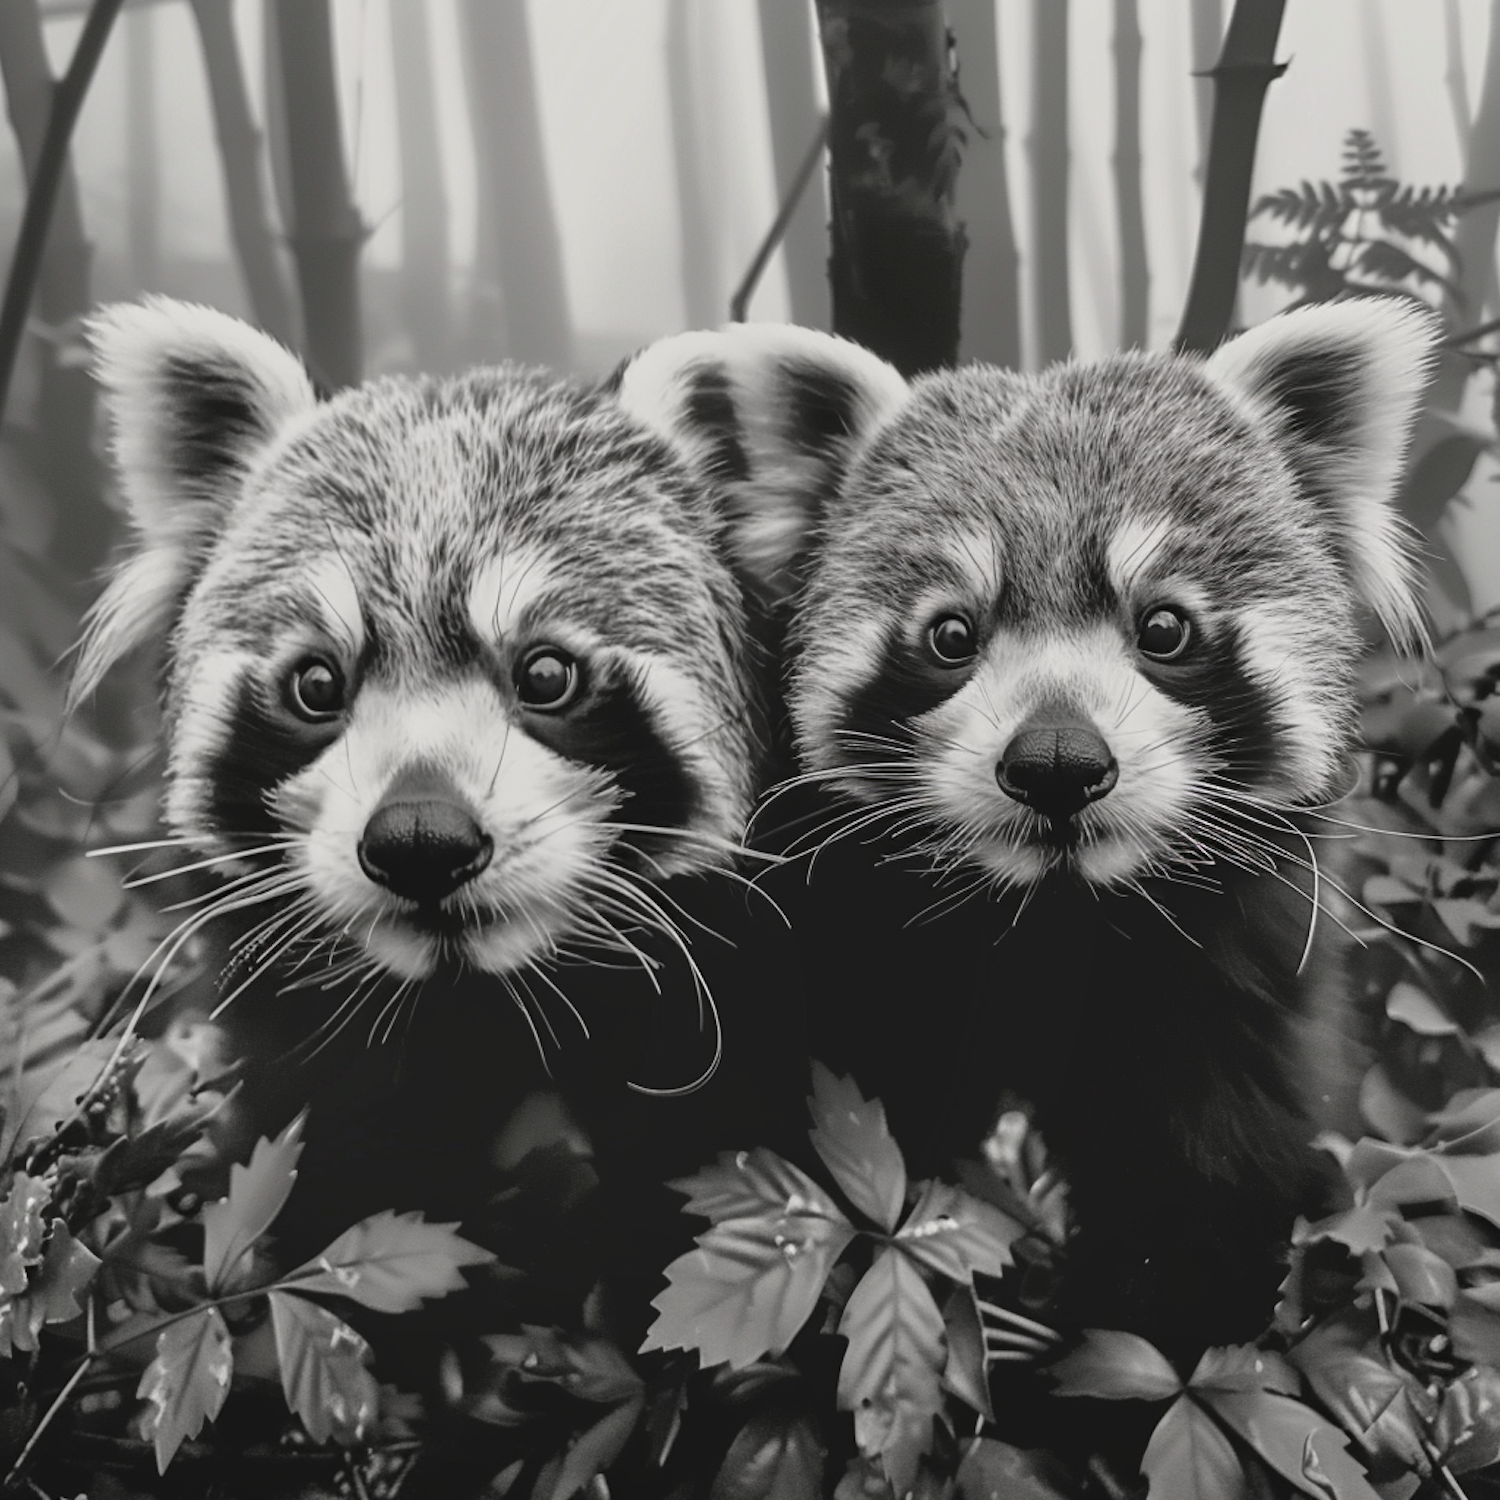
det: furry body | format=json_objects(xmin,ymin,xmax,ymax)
[
  {"xmin": 644, "ymin": 303, "xmax": 1436, "ymax": 1354},
  {"xmin": 75, "ymin": 301, "xmax": 824, "ymax": 1257}
]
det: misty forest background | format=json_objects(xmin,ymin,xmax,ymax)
[{"xmin": 16, "ymin": 2, "xmax": 1500, "ymax": 1498}]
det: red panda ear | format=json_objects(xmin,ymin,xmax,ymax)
[
  {"xmin": 611, "ymin": 324, "xmax": 909, "ymax": 605},
  {"xmin": 71, "ymin": 299, "xmax": 318, "ymax": 705},
  {"xmin": 1203, "ymin": 298, "xmax": 1437, "ymax": 653}
]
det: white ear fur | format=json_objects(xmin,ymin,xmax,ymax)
[
  {"xmin": 613, "ymin": 323, "xmax": 909, "ymax": 603},
  {"xmin": 1204, "ymin": 298, "xmax": 1437, "ymax": 652},
  {"xmin": 71, "ymin": 298, "xmax": 318, "ymax": 704}
]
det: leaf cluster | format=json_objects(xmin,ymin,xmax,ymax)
[
  {"xmin": 1243, "ymin": 128, "xmax": 1470, "ymax": 306},
  {"xmin": 644, "ymin": 1063, "xmax": 1025, "ymax": 1496}
]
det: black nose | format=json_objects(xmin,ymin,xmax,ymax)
[
  {"xmin": 997, "ymin": 719, "xmax": 1118, "ymax": 819},
  {"xmin": 358, "ymin": 797, "xmax": 493, "ymax": 902}
]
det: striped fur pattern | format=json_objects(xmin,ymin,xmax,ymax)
[{"xmin": 77, "ymin": 299, "xmax": 801, "ymax": 983}]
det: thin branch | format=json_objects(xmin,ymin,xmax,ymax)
[
  {"xmin": 0, "ymin": 0, "xmax": 125, "ymax": 428},
  {"xmin": 730, "ymin": 117, "xmax": 829, "ymax": 322}
]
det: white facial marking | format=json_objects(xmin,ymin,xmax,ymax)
[
  {"xmin": 467, "ymin": 546, "xmax": 557, "ymax": 646},
  {"xmin": 286, "ymin": 678, "xmax": 621, "ymax": 979},
  {"xmin": 1106, "ymin": 515, "xmax": 1175, "ymax": 601},
  {"xmin": 305, "ymin": 557, "xmax": 366, "ymax": 658},
  {"xmin": 915, "ymin": 627, "xmax": 1206, "ymax": 889}
]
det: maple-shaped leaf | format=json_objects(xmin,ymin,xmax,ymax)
[
  {"xmin": 712, "ymin": 1408, "xmax": 826, "ymax": 1500},
  {"xmin": 671, "ymin": 1147, "xmax": 840, "ymax": 1227},
  {"xmin": 201, "ymin": 1114, "xmax": 305, "ymax": 1293},
  {"xmin": 643, "ymin": 1207, "xmax": 855, "ymax": 1370},
  {"xmin": 542, "ymin": 1396, "xmax": 645, "ymax": 1500},
  {"xmin": 1141, "ymin": 1394, "xmax": 1248, "ymax": 1500},
  {"xmin": 286, "ymin": 1211, "xmax": 493, "ymax": 1313},
  {"xmin": 837, "ymin": 1245, "xmax": 945, "ymax": 1498},
  {"xmin": 0, "ymin": 1173, "xmax": 49, "ymax": 1294},
  {"xmin": 1296, "ymin": 1203, "xmax": 1399, "ymax": 1257},
  {"xmin": 1202, "ymin": 1389, "xmax": 1383, "ymax": 1500},
  {"xmin": 806, "ymin": 1063, "xmax": 906, "ymax": 1232},
  {"xmin": 137, "ymin": 1305, "xmax": 234, "ymax": 1473},
  {"xmin": 268, "ymin": 1290, "xmax": 379, "ymax": 1446},
  {"xmin": 894, "ymin": 1179, "xmax": 1021, "ymax": 1284},
  {"xmin": 1048, "ymin": 1329, "xmax": 1182, "ymax": 1402}
]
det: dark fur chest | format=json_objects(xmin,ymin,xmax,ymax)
[{"xmin": 765, "ymin": 822, "xmax": 1348, "ymax": 1353}]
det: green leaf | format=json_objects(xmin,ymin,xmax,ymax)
[
  {"xmin": 1201, "ymin": 1389, "xmax": 1383, "ymax": 1499},
  {"xmin": 486, "ymin": 1325, "xmax": 643, "ymax": 1406},
  {"xmin": 644, "ymin": 1208, "xmax": 856, "ymax": 1370},
  {"xmin": 267, "ymin": 1290, "xmax": 379, "ymax": 1446},
  {"xmin": 806, "ymin": 1063, "xmax": 906, "ymax": 1232},
  {"xmin": 25, "ymin": 1223, "xmax": 99, "ymax": 1326},
  {"xmin": 955, "ymin": 1438, "xmax": 1084, "ymax": 1500},
  {"xmin": 286, "ymin": 1210, "xmax": 493, "ymax": 1312},
  {"xmin": 672, "ymin": 1148, "xmax": 844, "ymax": 1227},
  {"xmin": 1297, "ymin": 1203, "xmax": 1399, "ymax": 1256},
  {"xmin": 710, "ymin": 1408, "xmax": 825, "ymax": 1500},
  {"xmin": 0, "ymin": 1173, "xmax": 49, "ymax": 1293},
  {"xmin": 43, "ymin": 856, "xmax": 124, "ymax": 931},
  {"xmin": 201, "ymin": 1114, "xmax": 305, "ymax": 1293},
  {"xmin": 894, "ymin": 1179, "xmax": 1021, "ymax": 1284},
  {"xmin": 941, "ymin": 1284, "xmax": 992, "ymax": 1421},
  {"xmin": 137, "ymin": 1305, "xmax": 234, "ymax": 1473},
  {"xmin": 1382, "ymin": 1243, "xmax": 1458, "ymax": 1308},
  {"xmin": 1140, "ymin": 1394, "xmax": 1248, "ymax": 1500},
  {"xmin": 836, "ymin": 1245, "xmax": 945, "ymax": 1499},
  {"xmin": 542, "ymin": 1396, "xmax": 645, "ymax": 1500},
  {"xmin": 1048, "ymin": 1329, "xmax": 1182, "ymax": 1402},
  {"xmin": 1287, "ymin": 1311, "xmax": 1430, "ymax": 1479},
  {"xmin": 1434, "ymin": 1154, "xmax": 1500, "ymax": 1232},
  {"xmin": 0, "ymin": 1037, "xmax": 114, "ymax": 1161},
  {"xmin": 1188, "ymin": 1346, "xmax": 1301, "ymax": 1397},
  {"xmin": 1385, "ymin": 982, "xmax": 1458, "ymax": 1036}
]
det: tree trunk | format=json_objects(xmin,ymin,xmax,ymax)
[
  {"xmin": 1028, "ymin": 0, "xmax": 1072, "ymax": 363},
  {"xmin": 455, "ymin": 5, "xmax": 505, "ymax": 362},
  {"xmin": 189, "ymin": 0, "xmax": 296, "ymax": 343},
  {"xmin": 814, "ymin": 0, "xmax": 966, "ymax": 376},
  {"xmin": 1446, "ymin": 0, "xmax": 1472, "ymax": 172},
  {"xmin": 0, "ymin": 0, "xmax": 120, "ymax": 574},
  {"xmin": 1173, "ymin": 0, "xmax": 1287, "ymax": 354},
  {"xmin": 125, "ymin": 2, "xmax": 158, "ymax": 288},
  {"xmin": 459, "ymin": 0, "xmax": 571, "ymax": 368},
  {"xmin": 270, "ymin": 0, "xmax": 364, "ymax": 389},
  {"xmin": 756, "ymin": 0, "xmax": 828, "ymax": 329},
  {"xmin": 666, "ymin": 0, "xmax": 719, "ymax": 329},
  {"xmin": 388, "ymin": 0, "xmax": 451, "ymax": 371},
  {"xmin": 1114, "ymin": 0, "xmax": 1148, "ymax": 347},
  {"xmin": 948, "ymin": 0, "xmax": 1020, "ymax": 367},
  {"xmin": 1189, "ymin": 0, "xmax": 1222, "ymax": 184}
]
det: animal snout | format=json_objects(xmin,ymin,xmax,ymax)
[
  {"xmin": 358, "ymin": 780, "xmax": 493, "ymax": 902},
  {"xmin": 996, "ymin": 718, "xmax": 1118, "ymax": 819}
]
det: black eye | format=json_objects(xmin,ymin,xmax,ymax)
[
  {"xmin": 1137, "ymin": 606, "xmax": 1192, "ymax": 661},
  {"xmin": 287, "ymin": 657, "xmax": 346, "ymax": 720},
  {"xmin": 927, "ymin": 614, "xmax": 977, "ymax": 665},
  {"xmin": 516, "ymin": 647, "xmax": 580, "ymax": 709}
]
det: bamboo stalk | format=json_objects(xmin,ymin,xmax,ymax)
[{"xmin": 1173, "ymin": 0, "xmax": 1287, "ymax": 354}]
